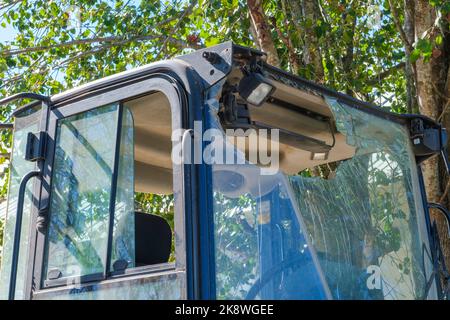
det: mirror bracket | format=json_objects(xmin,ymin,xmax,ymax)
[{"xmin": 410, "ymin": 118, "xmax": 449, "ymax": 173}]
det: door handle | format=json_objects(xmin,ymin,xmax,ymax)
[{"xmin": 8, "ymin": 170, "xmax": 41, "ymax": 300}]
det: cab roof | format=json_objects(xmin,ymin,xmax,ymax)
[{"xmin": 8, "ymin": 41, "xmax": 439, "ymax": 130}]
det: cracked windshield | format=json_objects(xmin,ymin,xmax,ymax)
[{"xmin": 212, "ymin": 97, "xmax": 433, "ymax": 300}]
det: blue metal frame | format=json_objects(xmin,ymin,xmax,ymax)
[{"xmin": 197, "ymin": 104, "xmax": 217, "ymax": 300}]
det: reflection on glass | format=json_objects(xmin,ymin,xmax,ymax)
[
  {"xmin": 290, "ymin": 152, "xmax": 426, "ymax": 299},
  {"xmin": 289, "ymin": 100, "xmax": 431, "ymax": 299},
  {"xmin": 213, "ymin": 168, "xmax": 330, "ymax": 299},
  {"xmin": 0, "ymin": 108, "xmax": 40, "ymax": 299},
  {"xmin": 44, "ymin": 104, "xmax": 119, "ymax": 280},
  {"xmin": 111, "ymin": 106, "xmax": 135, "ymax": 271}
]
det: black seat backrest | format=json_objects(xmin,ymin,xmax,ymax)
[{"xmin": 134, "ymin": 212, "xmax": 172, "ymax": 267}]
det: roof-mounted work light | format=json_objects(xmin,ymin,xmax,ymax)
[{"xmin": 238, "ymin": 72, "xmax": 275, "ymax": 106}]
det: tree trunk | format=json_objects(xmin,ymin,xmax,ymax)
[
  {"xmin": 414, "ymin": 1, "xmax": 440, "ymax": 201},
  {"xmin": 414, "ymin": 2, "xmax": 438, "ymax": 116},
  {"xmin": 249, "ymin": 20, "xmax": 262, "ymax": 51},
  {"xmin": 414, "ymin": 0, "xmax": 450, "ymax": 268},
  {"xmin": 247, "ymin": 0, "xmax": 280, "ymax": 67}
]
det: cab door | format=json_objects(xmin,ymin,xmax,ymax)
[
  {"xmin": 28, "ymin": 77, "xmax": 188, "ymax": 299},
  {"xmin": 0, "ymin": 98, "xmax": 49, "ymax": 300}
]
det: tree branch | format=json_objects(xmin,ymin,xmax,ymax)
[
  {"xmin": 247, "ymin": 0, "xmax": 280, "ymax": 67},
  {"xmin": 1, "ymin": 36, "xmax": 124, "ymax": 56},
  {"xmin": 269, "ymin": 16, "xmax": 300, "ymax": 74},
  {"xmin": 388, "ymin": 0, "xmax": 413, "ymax": 52},
  {"xmin": 154, "ymin": 0, "xmax": 198, "ymax": 60},
  {"xmin": 0, "ymin": 0, "xmax": 20, "ymax": 11},
  {"xmin": 1, "ymin": 2, "xmax": 201, "ymax": 58},
  {"xmin": 366, "ymin": 62, "xmax": 406, "ymax": 85},
  {"xmin": 1, "ymin": 33, "xmax": 204, "ymax": 57},
  {"xmin": 1, "ymin": 36, "xmax": 202, "ymax": 90}
]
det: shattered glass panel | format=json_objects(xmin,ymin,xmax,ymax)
[
  {"xmin": 210, "ymin": 85, "xmax": 434, "ymax": 300},
  {"xmin": 289, "ymin": 98, "xmax": 433, "ymax": 299}
]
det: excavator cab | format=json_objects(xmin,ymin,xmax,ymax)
[{"xmin": 0, "ymin": 42, "xmax": 449, "ymax": 300}]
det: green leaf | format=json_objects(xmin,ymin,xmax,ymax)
[
  {"xmin": 50, "ymin": 2, "xmax": 59, "ymax": 17},
  {"xmin": 410, "ymin": 48, "xmax": 421, "ymax": 63},
  {"xmin": 416, "ymin": 38, "xmax": 433, "ymax": 53}
]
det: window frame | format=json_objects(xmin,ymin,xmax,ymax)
[
  {"xmin": 43, "ymin": 102, "xmax": 122, "ymax": 287},
  {"xmin": 31, "ymin": 76, "xmax": 188, "ymax": 297}
]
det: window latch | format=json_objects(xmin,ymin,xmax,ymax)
[{"xmin": 25, "ymin": 131, "xmax": 47, "ymax": 162}]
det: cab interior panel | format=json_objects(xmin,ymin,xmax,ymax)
[{"xmin": 124, "ymin": 92, "xmax": 173, "ymax": 194}]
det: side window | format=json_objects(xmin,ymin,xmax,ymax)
[
  {"xmin": 44, "ymin": 104, "xmax": 120, "ymax": 280},
  {"xmin": 43, "ymin": 92, "xmax": 176, "ymax": 287},
  {"xmin": 119, "ymin": 93, "xmax": 175, "ymax": 269}
]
